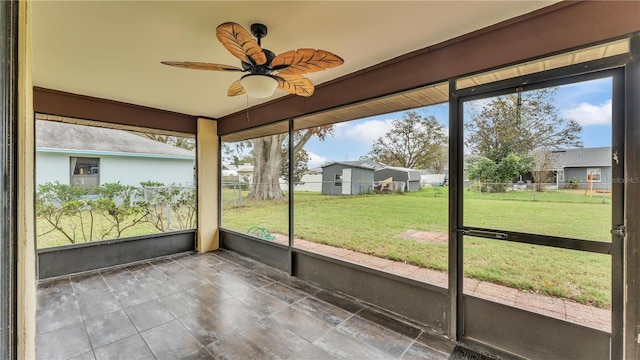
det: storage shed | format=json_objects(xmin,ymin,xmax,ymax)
[
  {"xmin": 320, "ymin": 161, "xmax": 380, "ymax": 195},
  {"xmin": 374, "ymin": 166, "xmax": 422, "ymax": 192}
]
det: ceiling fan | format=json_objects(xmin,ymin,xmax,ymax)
[{"xmin": 161, "ymin": 22, "xmax": 344, "ymax": 98}]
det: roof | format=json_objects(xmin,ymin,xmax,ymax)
[
  {"xmin": 375, "ymin": 166, "xmax": 422, "ymax": 181},
  {"xmin": 36, "ymin": 120, "xmax": 195, "ymax": 159},
  {"xmin": 321, "ymin": 160, "xmax": 385, "ymax": 171},
  {"xmin": 552, "ymin": 147, "xmax": 611, "ymax": 168}
]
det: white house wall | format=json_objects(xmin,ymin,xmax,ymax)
[
  {"xmin": 36, "ymin": 151, "xmax": 195, "ymax": 187},
  {"xmin": 36, "ymin": 152, "xmax": 67, "ymax": 186},
  {"xmin": 278, "ymin": 174, "xmax": 323, "ymax": 192},
  {"xmin": 101, "ymin": 156, "xmax": 194, "ymax": 186}
]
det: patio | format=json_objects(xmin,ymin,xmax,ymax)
[{"xmin": 36, "ymin": 250, "xmax": 458, "ymax": 360}]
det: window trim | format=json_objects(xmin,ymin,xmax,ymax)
[
  {"xmin": 334, "ymin": 173, "xmax": 342, "ymax": 187},
  {"xmin": 586, "ymin": 168, "xmax": 602, "ymax": 183},
  {"xmin": 70, "ymin": 156, "xmax": 100, "ymax": 188}
]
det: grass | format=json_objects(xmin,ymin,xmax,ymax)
[
  {"xmin": 36, "ymin": 213, "xmax": 163, "ymax": 248},
  {"xmin": 221, "ymin": 187, "xmax": 612, "ymax": 308},
  {"xmin": 38, "ymin": 186, "xmax": 612, "ymax": 307}
]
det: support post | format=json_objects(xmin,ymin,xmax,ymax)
[
  {"xmin": 625, "ymin": 32, "xmax": 640, "ymax": 360},
  {"xmin": 196, "ymin": 118, "xmax": 219, "ymax": 252},
  {"xmin": 15, "ymin": 1, "xmax": 36, "ymax": 358}
]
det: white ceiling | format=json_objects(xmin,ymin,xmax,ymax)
[{"xmin": 31, "ymin": 1, "xmax": 557, "ymax": 119}]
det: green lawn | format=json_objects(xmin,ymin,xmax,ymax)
[
  {"xmin": 37, "ymin": 213, "xmax": 163, "ymax": 248},
  {"xmin": 222, "ymin": 187, "xmax": 612, "ymax": 308},
  {"xmin": 38, "ymin": 186, "xmax": 612, "ymax": 307}
]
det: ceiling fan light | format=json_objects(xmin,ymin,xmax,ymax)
[{"xmin": 241, "ymin": 75, "xmax": 278, "ymax": 98}]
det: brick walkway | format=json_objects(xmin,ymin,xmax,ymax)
[{"xmin": 270, "ymin": 232, "xmax": 611, "ymax": 333}]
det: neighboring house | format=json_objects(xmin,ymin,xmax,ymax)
[
  {"xmin": 283, "ymin": 167, "xmax": 323, "ymax": 192},
  {"xmin": 374, "ymin": 166, "xmax": 422, "ymax": 192},
  {"xmin": 221, "ymin": 164, "xmax": 238, "ymax": 177},
  {"xmin": 551, "ymin": 147, "xmax": 613, "ymax": 189},
  {"xmin": 236, "ymin": 163, "xmax": 254, "ymax": 185},
  {"xmin": 419, "ymin": 169, "xmax": 447, "ymax": 186},
  {"xmin": 320, "ymin": 161, "xmax": 382, "ymax": 195},
  {"xmin": 36, "ymin": 120, "xmax": 195, "ymax": 188}
]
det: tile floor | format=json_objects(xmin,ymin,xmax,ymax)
[{"xmin": 36, "ymin": 250, "xmax": 458, "ymax": 360}]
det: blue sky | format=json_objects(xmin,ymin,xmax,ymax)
[{"xmin": 303, "ymin": 77, "xmax": 613, "ymax": 168}]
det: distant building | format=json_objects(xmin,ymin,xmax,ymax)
[
  {"xmin": 374, "ymin": 166, "xmax": 422, "ymax": 192},
  {"xmin": 320, "ymin": 161, "xmax": 382, "ymax": 195},
  {"xmin": 36, "ymin": 120, "xmax": 195, "ymax": 188},
  {"xmin": 551, "ymin": 147, "xmax": 612, "ymax": 189}
]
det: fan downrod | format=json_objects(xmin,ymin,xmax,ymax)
[{"xmin": 250, "ymin": 23, "xmax": 268, "ymax": 45}]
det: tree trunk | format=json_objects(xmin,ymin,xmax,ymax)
[{"xmin": 247, "ymin": 134, "xmax": 287, "ymax": 201}]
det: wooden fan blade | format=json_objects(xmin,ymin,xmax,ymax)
[
  {"xmin": 277, "ymin": 75, "xmax": 314, "ymax": 97},
  {"xmin": 161, "ymin": 61, "xmax": 242, "ymax": 72},
  {"xmin": 215, "ymin": 22, "xmax": 267, "ymax": 66},
  {"xmin": 272, "ymin": 49, "xmax": 344, "ymax": 76},
  {"xmin": 227, "ymin": 80, "xmax": 246, "ymax": 97}
]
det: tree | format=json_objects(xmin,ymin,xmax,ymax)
[
  {"xmin": 531, "ymin": 150, "xmax": 558, "ymax": 192},
  {"xmin": 466, "ymin": 151, "xmax": 533, "ymax": 192},
  {"xmin": 430, "ymin": 146, "xmax": 448, "ymax": 174},
  {"xmin": 248, "ymin": 126, "xmax": 333, "ymax": 201},
  {"xmin": 281, "ymin": 147, "xmax": 310, "ymax": 186},
  {"xmin": 465, "ymin": 88, "xmax": 582, "ymax": 163},
  {"xmin": 223, "ymin": 141, "xmax": 253, "ymax": 167},
  {"xmin": 364, "ymin": 111, "xmax": 447, "ymax": 169},
  {"xmin": 136, "ymin": 133, "xmax": 195, "ymax": 150}
]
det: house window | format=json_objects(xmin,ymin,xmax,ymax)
[
  {"xmin": 334, "ymin": 173, "xmax": 342, "ymax": 186},
  {"xmin": 70, "ymin": 157, "xmax": 100, "ymax": 188},
  {"xmin": 586, "ymin": 168, "xmax": 601, "ymax": 182},
  {"xmin": 557, "ymin": 169, "xmax": 564, "ymax": 182}
]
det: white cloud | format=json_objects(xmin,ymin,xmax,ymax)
[
  {"xmin": 333, "ymin": 119, "xmax": 396, "ymax": 143},
  {"xmin": 306, "ymin": 151, "xmax": 328, "ymax": 169},
  {"xmin": 562, "ymin": 99, "xmax": 611, "ymax": 126}
]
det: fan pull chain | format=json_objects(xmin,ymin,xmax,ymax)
[{"xmin": 516, "ymin": 85, "xmax": 523, "ymax": 127}]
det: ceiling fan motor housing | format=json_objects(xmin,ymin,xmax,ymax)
[{"xmin": 250, "ymin": 23, "xmax": 268, "ymax": 40}]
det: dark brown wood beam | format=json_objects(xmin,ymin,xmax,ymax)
[
  {"xmin": 217, "ymin": 1, "xmax": 640, "ymax": 135},
  {"xmin": 33, "ymin": 87, "xmax": 199, "ymax": 134}
]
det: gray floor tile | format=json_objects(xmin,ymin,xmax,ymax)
[
  {"xmin": 180, "ymin": 347, "xmax": 215, "ymax": 360},
  {"xmin": 235, "ymin": 318, "xmax": 311, "ymax": 359},
  {"xmin": 125, "ymin": 298, "xmax": 175, "ymax": 332},
  {"xmin": 235, "ymin": 287, "xmax": 288, "ymax": 316},
  {"xmin": 401, "ymin": 340, "xmax": 449, "ymax": 360},
  {"xmin": 36, "ymin": 251, "xmax": 456, "ymax": 360},
  {"xmin": 336, "ymin": 313, "xmax": 415, "ymax": 358},
  {"xmin": 70, "ymin": 351, "xmax": 96, "ymax": 360},
  {"xmin": 292, "ymin": 295, "xmax": 352, "ymax": 327},
  {"xmin": 206, "ymin": 338, "xmax": 276, "ymax": 360},
  {"xmin": 141, "ymin": 320, "xmax": 202, "ymax": 360},
  {"xmin": 212, "ymin": 297, "xmax": 263, "ymax": 332},
  {"xmin": 84, "ymin": 309, "xmax": 138, "ymax": 349},
  {"xmin": 286, "ymin": 342, "xmax": 337, "ymax": 360},
  {"xmin": 185, "ymin": 283, "xmax": 232, "ymax": 306},
  {"xmin": 93, "ymin": 334, "xmax": 155, "ymax": 360},
  {"xmin": 158, "ymin": 291, "xmax": 208, "ymax": 318},
  {"xmin": 261, "ymin": 281, "xmax": 309, "ymax": 304},
  {"xmin": 36, "ymin": 290, "xmax": 83, "ymax": 334},
  {"xmin": 76, "ymin": 287, "xmax": 122, "ymax": 320},
  {"xmin": 36, "ymin": 322, "xmax": 92, "ymax": 360},
  {"xmin": 314, "ymin": 328, "xmax": 395, "ymax": 360},
  {"xmin": 179, "ymin": 307, "xmax": 239, "ymax": 346},
  {"xmin": 101, "ymin": 268, "xmax": 155, "ymax": 308},
  {"xmin": 264, "ymin": 306, "xmax": 333, "ymax": 342}
]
